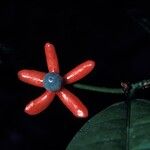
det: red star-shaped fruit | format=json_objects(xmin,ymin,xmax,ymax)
[{"xmin": 18, "ymin": 43, "xmax": 95, "ymax": 118}]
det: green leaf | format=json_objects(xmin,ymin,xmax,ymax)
[{"xmin": 67, "ymin": 99, "xmax": 150, "ymax": 150}]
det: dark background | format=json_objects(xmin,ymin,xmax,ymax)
[{"xmin": 0, "ymin": 1, "xmax": 150, "ymax": 149}]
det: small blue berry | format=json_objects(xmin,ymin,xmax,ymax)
[{"xmin": 43, "ymin": 72, "xmax": 62, "ymax": 92}]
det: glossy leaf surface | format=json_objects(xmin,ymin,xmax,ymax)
[{"xmin": 67, "ymin": 99, "xmax": 150, "ymax": 150}]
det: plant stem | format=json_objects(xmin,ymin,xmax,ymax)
[
  {"xmin": 73, "ymin": 83, "xmax": 123, "ymax": 94},
  {"xmin": 73, "ymin": 79, "xmax": 150, "ymax": 95}
]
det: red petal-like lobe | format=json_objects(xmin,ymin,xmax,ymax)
[
  {"xmin": 64, "ymin": 60, "xmax": 95, "ymax": 84},
  {"xmin": 56, "ymin": 88, "xmax": 88, "ymax": 118},
  {"xmin": 25, "ymin": 91, "xmax": 55, "ymax": 115},
  {"xmin": 45, "ymin": 43, "xmax": 59, "ymax": 73},
  {"xmin": 18, "ymin": 70, "xmax": 46, "ymax": 87}
]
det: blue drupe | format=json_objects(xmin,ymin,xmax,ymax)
[{"xmin": 43, "ymin": 72, "xmax": 62, "ymax": 92}]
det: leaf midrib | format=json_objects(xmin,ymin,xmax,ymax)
[{"xmin": 126, "ymin": 100, "xmax": 131, "ymax": 150}]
